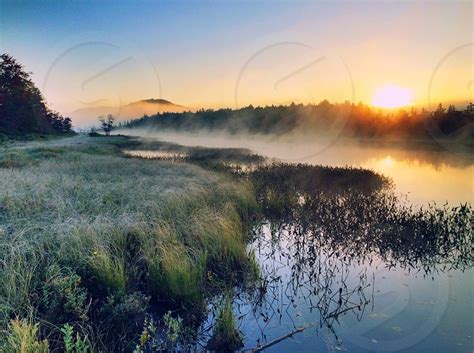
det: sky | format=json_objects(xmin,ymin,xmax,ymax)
[{"xmin": 1, "ymin": 0, "xmax": 472, "ymax": 124}]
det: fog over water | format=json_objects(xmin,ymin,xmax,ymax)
[
  {"xmin": 119, "ymin": 129, "xmax": 474, "ymax": 207},
  {"xmin": 114, "ymin": 128, "xmax": 474, "ymax": 352}
]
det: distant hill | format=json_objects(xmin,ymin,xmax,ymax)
[
  {"xmin": 137, "ymin": 98, "xmax": 179, "ymax": 105},
  {"xmin": 123, "ymin": 98, "xmax": 188, "ymax": 117},
  {"xmin": 70, "ymin": 98, "xmax": 190, "ymax": 127}
]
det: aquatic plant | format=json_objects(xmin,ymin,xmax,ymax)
[
  {"xmin": 1, "ymin": 135, "xmax": 472, "ymax": 351},
  {"xmin": 234, "ymin": 160, "xmax": 472, "ymax": 349},
  {"xmin": 249, "ymin": 162, "xmax": 472, "ymax": 272},
  {"xmin": 206, "ymin": 295, "xmax": 243, "ymax": 352}
]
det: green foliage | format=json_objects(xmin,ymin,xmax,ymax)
[
  {"xmin": 39, "ymin": 265, "xmax": 89, "ymax": 322},
  {"xmin": 98, "ymin": 291, "xmax": 150, "ymax": 349},
  {"xmin": 60, "ymin": 324, "xmax": 90, "ymax": 353},
  {"xmin": 133, "ymin": 317, "xmax": 157, "ymax": 353},
  {"xmin": 133, "ymin": 312, "xmax": 183, "ymax": 353},
  {"xmin": 4, "ymin": 318, "xmax": 50, "ymax": 353},
  {"xmin": 163, "ymin": 311, "xmax": 182, "ymax": 343},
  {"xmin": 207, "ymin": 295, "xmax": 243, "ymax": 352}
]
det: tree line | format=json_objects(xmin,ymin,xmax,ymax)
[
  {"xmin": 124, "ymin": 100, "xmax": 474, "ymax": 141},
  {"xmin": 0, "ymin": 54, "xmax": 74, "ymax": 137}
]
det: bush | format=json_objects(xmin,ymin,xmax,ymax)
[
  {"xmin": 4, "ymin": 318, "xmax": 49, "ymax": 353},
  {"xmin": 38, "ymin": 264, "xmax": 89, "ymax": 323}
]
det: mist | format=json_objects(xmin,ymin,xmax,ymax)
[
  {"xmin": 116, "ymin": 127, "xmax": 474, "ymax": 206},
  {"xmin": 116, "ymin": 127, "xmax": 471, "ymax": 165}
]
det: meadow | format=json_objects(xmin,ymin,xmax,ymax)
[{"xmin": 0, "ymin": 135, "xmax": 259, "ymax": 352}]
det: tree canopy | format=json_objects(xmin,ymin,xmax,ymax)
[
  {"xmin": 124, "ymin": 101, "xmax": 474, "ymax": 142},
  {"xmin": 0, "ymin": 53, "xmax": 73, "ymax": 137}
]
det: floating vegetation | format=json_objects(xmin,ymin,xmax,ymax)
[
  {"xmin": 123, "ymin": 138, "xmax": 266, "ymax": 167},
  {"xmin": 222, "ymin": 162, "xmax": 473, "ymax": 351},
  {"xmin": 249, "ymin": 163, "xmax": 473, "ymax": 273}
]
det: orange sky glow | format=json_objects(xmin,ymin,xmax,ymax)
[{"xmin": 1, "ymin": 1, "xmax": 472, "ymax": 125}]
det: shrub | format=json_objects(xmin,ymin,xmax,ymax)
[
  {"xmin": 60, "ymin": 323, "xmax": 90, "ymax": 353},
  {"xmin": 4, "ymin": 318, "xmax": 49, "ymax": 353},
  {"xmin": 39, "ymin": 264, "xmax": 89, "ymax": 323}
]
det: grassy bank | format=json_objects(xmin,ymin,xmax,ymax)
[
  {"xmin": 0, "ymin": 136, "xmax": 258, "ymax": 352},
  {"xmin": 2, "ymin": 135, "xmax": 471, "ymax": 352},
  {"xmin": 123, "ymin": 138, "xmax": 472, "ymax": 271}
]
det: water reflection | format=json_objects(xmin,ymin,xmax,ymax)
[
  {"xmin": 199, "ymin": 163, "xmax": 472, "ymax": 352},
  {"xmin": 123, "ymin": 139, "xmax": 473, "ymax": 352},
  {"xmin": 124, "ymin": 149, "xmax": 187, "ymax": 159},
  {"xmin": 129, "ymin": 132, "xmax": 473, "ymax": 206},
  {"xmin": 358, "ymin": 155, "xmax": 474, "ymax": 206}
]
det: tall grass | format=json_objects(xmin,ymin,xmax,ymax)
[{"xmin": 0, "ymin": 136, "xmax": 258, "ymax": 351}]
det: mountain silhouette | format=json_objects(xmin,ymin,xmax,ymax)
[{"xmin": 70, "ymin": 98, "xmax": 190, "ymax": 127}]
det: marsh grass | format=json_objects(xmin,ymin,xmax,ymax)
[
  {"xmin": 124, "ymin": 138, "xmax": 472, "ymax": 352},
  {"xmin": 0, "ymin": 136, "xmax": 258, "ymax": 351},
  {"xmin": 124, "ymin": 138, "xmax": 265, "ymax": 166},
  {"xmin": 250, "ymin": 162, "xmax": 473, "ymax": 272},
  {"xmin": 3, "ymin": 135, "xmax": 470, "ymax": 352},
  {"xmin": 206, "ymin": 294, "xmax": 243, "ymax": 352}
]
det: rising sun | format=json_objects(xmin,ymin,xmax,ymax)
[{"xmin": 372, "ymin": 85, "xmax": 413, "ymax": 108}]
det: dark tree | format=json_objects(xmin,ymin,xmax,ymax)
[
  {"xmin": 0, "ymin": 53, "xmax": 73, "ymax": 136},
  {"xmin": 99, "ymin": 114, "xmax": 115, "ymax": 136}
]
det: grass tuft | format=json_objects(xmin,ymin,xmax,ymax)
[{"xmin": 206, "ymin": 295, "xmax": 243, "ymax": 352}]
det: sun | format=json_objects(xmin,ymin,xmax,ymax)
[{"xmin": 372, "ymin": 85, "xmax": 413, "ymax": 109}]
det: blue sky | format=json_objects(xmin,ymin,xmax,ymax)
[{"xmin": 1, "ymin": 0, "xmax": 472, "ymax": 122}]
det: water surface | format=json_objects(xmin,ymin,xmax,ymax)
[
  {"xmin": 123, "ymin": 134, "xmax": 473, "ymax": 352},
  {"xmin": 133, "ymin": 132, "xmax": 473, "ymax": 206}
]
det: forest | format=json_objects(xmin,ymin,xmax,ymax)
[
  {"xmin": 124, "ymin": 100, "xmax": 474, "ymax": 143},
  {"xmin": 0, "ymin": 54, "xmax": 74, "ymax": 138}
]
